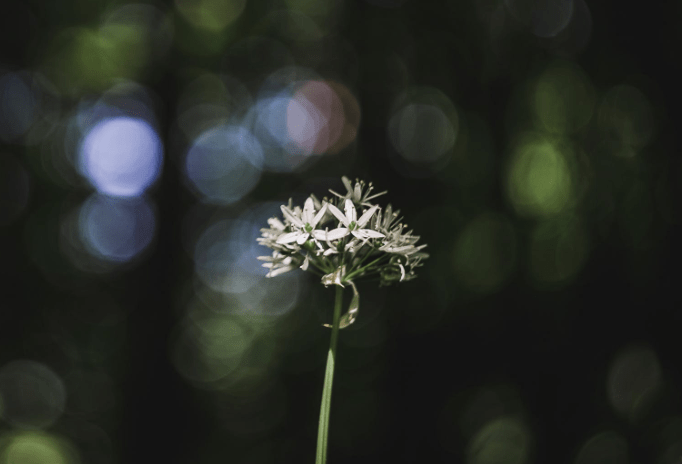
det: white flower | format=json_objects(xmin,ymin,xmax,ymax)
[
  {"xmin": 257, "ymin": 176, "xmax": 428, "ymax": 290},
  {"xmin": 326, "ymin": 199, "xmax": 385, "ymax": 241},
  {"xmin": 277, "ymin": 197, "xmax": 328, "ymax": 245},
  {"xmin": 257, "ymin": 252, "xmax": 298, "ymax": 277}
]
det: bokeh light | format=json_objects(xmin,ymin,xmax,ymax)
[
  {"xmin": 0, "ymin": 71, "xmax": 39, "ymax": 143},
  {"xmin": 184, "ymin": 125, "xmax": 263, "ymax": 204},
  {"xmin": 286, "ymin": 80, "xmax": 344, "ymax": 155},
  {"xmin": 387, "ymin": 86, "xmax": 459, "ymax": 176},
  {"xmin": 607, "ymin": 344, "xmax": 662, "ymax": 421},
  {"xmin": 175, "ymin": 0, "xmax": 246, "ymax": 32},
  {"xmin": 101, "ymin": 3, "xmax": 174, "ymax": 67},
  {"xmin": 252, "ymin": 94, "xmax": 307, "ymax": 158},
  {"xmin": 0, "ymin": 431, "xmax": 79, "ymax": 464},
  {"xmin": 193, "ymin": 217, "xmax": 266, "ymax": 294},
  {"xmin": 172, "ymin": 310, "xmax": 254, "ymax": 387},
  {"xmin": 389, "ymin": 104, "xmax": 456, "ymax": 162},
  {"xmin": 0, "ymin": 360, "xmax": 66, "ymax": 430},
  {"xmin": 42, "ymin": 5, "xmax": 172, "ymax": 94},
  {"xmin": 240, "ymin": 67, "xmax": 355, "ymax": 172},
  {"xmin": 452, "ymin": 213, "xmax": 517, "ymax": 294},
  {"xmin": 533, "ymin": 60, "xmax": 595, "ymax": 134},
  {"xmin": 258, "ymin": 78, "xmax": 360, "ymax": 159},
  {"xmin": 467, "ymin": 416, "xmax": 532, "ymax": 464},
  {"xmin": 173, "ymin": 201, "xmax": 306, "ymax": 404},
  {"xmin": 573, "ymin": 430, "xmax": 628, "ymax": 464},
  {"xmin": 78, "ymin": 116, "xmax": 163, "ymax": 198},
  {"xmin": 78, "ymin": 194, "xmax": 156, "ymax": 263},
  {"xmin": 170, "ymin": 296, "xmax": 287, "ymax": 428},
  {"xmin": 505, "ymin": 133, "xmax": 574, "ymax": 217},
  {"xmin": 191, "ymin": 204, "xmax": 303, "ymax": 316},
  {"xmin": 541, "ymin": 0, "xmax": 592, "ymax": 56}
]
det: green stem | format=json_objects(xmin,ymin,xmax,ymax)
[
  {"xmin": 349, "ymin": 247, "xmax": 376, "ymax": 270},
  {"xmin": 344, "ymin": 253, "xmax": 390, "ymax": 281},
  {"xmin": 316, "ymin": 285, "xmax": 343, "ymax": 464}
]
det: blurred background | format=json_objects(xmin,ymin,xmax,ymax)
[{"xmin": 1, "ymin": 0, "xmax": 681, "ymax": 462}]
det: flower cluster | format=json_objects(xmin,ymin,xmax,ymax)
[{"xmin": 257, "ymin": 177, "xmax": 428, "ymax": 287}]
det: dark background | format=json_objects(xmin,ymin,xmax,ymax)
[{"xmin": 1, "ymin": 0, "xmax": 681, "ymax": 463}]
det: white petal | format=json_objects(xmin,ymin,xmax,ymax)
[
  {"xmin": 344, "ymin": 199, "xmax": 357, "ymax": 223},
  {"xmin": 296, "ymin": 233, "xmax": 310, "ymax": 245},
  {"xmin": 327, "ymin": 203, "xmax": 350, "ymax": 226},
  {"xmin": 281, "ymin": 205, "xmax": 304, "ymax": 227},
  {"xmin": 311, "ymin": 203, "xmax": 328, "ymax": 228},
  {"xmin": 379, "ymin": 244, "xmax": 414, "ymax": 254},
  {"xmin": 353, "ymin": 183, "xmax": 362, "ymax": 201},
  {"xmin": 358, "ymin": 229, "xmax": 385, "ymax": 239},
  {"xmin": 357, "ymin": 204, "xmax": 379, "ymax": 228},
  {"xmin": 341, "ymin": 176, "xmax": 353, "ymax": 193},
  {"xmin": 276, "ymin": 231, "xmax": 304, "ymax": 244},
  {"xmin": 320, "ymin": 228, "xmax": 349, "ymax": 240},
  {"xmin": 268, "ymin": 265, "xmax": 297, "ymax": 277},
  {"xmin": 302, "ymin": 198, "xmax": 315, "ymax": 224}
]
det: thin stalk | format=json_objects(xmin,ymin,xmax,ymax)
[
  {"xmin": 306, "ymin": 256, "xmax": 331, "ymax": 275},
  {"xmin": 316, "ymin": 285, "xmax": 343, "ymax": 464},
  {"xmin": 344, "ymin": 254, "xmax": 390, "ymax": 281},
  {"xmin": 349, "ymin": 246, "xmax": 378, "ymax": 270}
]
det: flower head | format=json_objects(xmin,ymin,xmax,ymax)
[{"xmin": 257, "ymin": 177, "xmax": 428, "ymax": 325}]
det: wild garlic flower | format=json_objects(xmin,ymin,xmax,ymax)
[
  {"xmin": 257, "ymin": 177, "xmax": 428, "ymax": 284},
  {"xmin": 258, "ymin": 177, "xmax": 428, "ymax": 325},
  {"xmin": 326, "ymin": 200, "xmax": 385, "ymax": 242},
  {"xmin": 277, "ymin": 198, "xmax": 328, "ymax": 246}
]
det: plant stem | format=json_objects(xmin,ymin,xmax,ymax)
[
  {"xmin": 344, "ymin": 253, "xmax": 389, "ymax": 281},
  {"xmin": 316, "ymin": 285, "xmax": 343, "ymax": 464}
]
